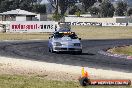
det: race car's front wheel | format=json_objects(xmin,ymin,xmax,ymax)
[{"xmin": 49, "ymin": 47, "xmax": 54, "ymax": 53}]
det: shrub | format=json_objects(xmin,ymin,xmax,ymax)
[{"xmin": 52, "ymin": 13, "xmax": 62, "ymax": 21}]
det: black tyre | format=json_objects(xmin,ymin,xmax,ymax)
[
  {"xmin": 78, "ymin": 50, "xmax": 82, "ymax": 54},
  {"xmin": 79, "ymin": 77, "xmax": 91, "ymax": 86},
  {"xmin": 49, "ymin": 47, "xmax": 54, "ymax": 53},
  {"xmin": 128, "ymin": 80, "xmax": 131, "ymax": 85},
  {"xmin": 75, "ymin": 50, "xmax": 82, "ymax": 55},
  {"xmin": 49, "ymin": 47, "xmax": 51, "ymax": 52}
]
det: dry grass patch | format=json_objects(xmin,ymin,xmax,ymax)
[
  {"xmin": 108, "ymin": 45, "xmax": 132, "ymax": 56},
  {"xmin": 0, "ymin": 74, "xmax": 131, "ymax": 88},
  {"xmin": 71, "ymin": 26, "xmax": 132, "ymax": 39},
  {"xmin": 0, "ymin": 33, "xmax": 50, "ymax": 40},
  {"xmin": 0, "ymin": 26, "xmax": 132, "ymax": 40}
]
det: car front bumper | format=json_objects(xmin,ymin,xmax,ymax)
[{"xmin": 53, "ymin": 46, "xmax": 82, "ymax": 52}]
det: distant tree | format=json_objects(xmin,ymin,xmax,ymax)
[
  {"xmin": 100, "ymin": 1, "xmax": 115, "ymax": 17},
  {"xmin": 19, "ymin": 0, "xmax": 32, "ymax": 11},
  {"xmin": 9, "ymin": 0, "xmax": 21, "ymax": 10},
  {"xmin": 0, "ymin": 0, "xmax": 38, "ymax": 12},
  {"xmin": 89, "ymin": 7, "xmax": 100, "ymax": 16},
  {"xmin": 32, "ymin": 4, "xmax": 46, "ymax": 14},
  {"xmin": 115, "ymin": 1, "xmax": 128, "ymax": 16},
  {"xmin": 80, "ymin": 0, "xmax": 96, "ymax": 12},
  {"xmin": 49, "ymin": 0, "xmax": 77, "ymax": 16},
  {"xmin": 0, "ymin": 0, "xmax": 12, "ymax": 12},
  {"xmin": 69, "ymin": 5, "xmax": 80, "ymax": 15},
  {"xmin": 98, "ymin": 0, "xmax": 102, "ymax": 3},
  {"xmin": 58, "ymin": 0, "xmax": 68, "ymax": 15},
  {"xmin": 0, "ymin": 0, "xmax": 2, "ymax": 4},
  {"xmin": 127, "ymin": 8, "xmax": 132, "ymax": 16},
  {"xmin": 59, "ymin": 0, "xmax": 77, "ymax": 15},
  {"xmin": 18, "ymin": 0, "xmax": 37, "ymax": 11}
]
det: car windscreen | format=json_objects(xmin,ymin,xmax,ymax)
[
  {"xmin": 58, "ymin": 28, "xmax": 70, "ymax": 32},
  {"xmin": 54, "ymin": 32, "xmax": 78, "ymax": 39}
]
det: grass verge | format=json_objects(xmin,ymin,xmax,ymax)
[
  {"xmin": 108, "ymin": 45, "xmax": 132, "ymax": 56},
  {"xmin": 0, "ymin": 74, "xmax": 131, "ymax": 88},
  {"xmin": 0, "ymin": 33, "xmax": 50, "ymax": 40},
  {"xmin": 71, "ymin": 26, "xmax": 132, "ymax": 39},
  {"xmin": 0, "ymin": 26, "xmax": 132, "ymax": 40}
]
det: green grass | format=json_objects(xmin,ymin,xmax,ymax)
[
  {"xmin": 108, "ymin": 45, "xmax": 132, "ymax": 56},
  {"xmin": 0, "ymin": 26, "xmax": 132, "ymax": 40},
  {"xmin": 0, "ymin": 74, "xmax": 131, "ymax": 88}
]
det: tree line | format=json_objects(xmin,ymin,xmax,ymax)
[
  {"xmin": 69, "ymin": 0, "xmax": 132, "ymax": 17},
  {"xmin": 0, "ymin": 0, "xmax": 46, "ymax": 14},
  {"xmin": 0, "ymin": 0, "xmax": 132, "ymax": 18},
  {"xmin": 88, "ymin": 0, "xmax": 132, "ymax": 17},
  {"xmin": 52, "ymin": 0, "xmax": 132, "ymax": 21}
]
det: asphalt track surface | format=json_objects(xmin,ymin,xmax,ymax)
[{"xmin": 0, "ymin": 39, "xmax": 132, "ymax": 73}]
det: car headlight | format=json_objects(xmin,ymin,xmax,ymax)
[
  {"xmin": 74, "ymin": 43, "xmax": 81, "ymax": 46},
  {"xmin": 53, "ymin": 42, "xmax": 62, "ymax": 46}
]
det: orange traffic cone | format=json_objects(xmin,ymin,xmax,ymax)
[
  {"xmin": 81, "ymin": 67, "xmax": 89, "ymax": 78},
  {"xmin": 81, "ymin": 67, "xmax": 85, "ymax": 77},
  {"xmin": 79, "ymin": 67, "xmax": 91, "ymax": 86}
]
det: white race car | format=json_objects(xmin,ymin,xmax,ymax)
[{"xmin": 48, "ymin": 29, "xmax": 82, "ymax": 54}]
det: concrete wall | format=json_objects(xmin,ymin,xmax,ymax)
[
  {"xmin": 0, "ymin": 15, "xmax": 36, "ymax": 21},
  {"xmin": 65, "ymin": 17, "xmax": 117, "ymax": 23},
  {"xmin": 128, "ymin": 23, "xmax": 132, "ymax": 26},
  {"xmin": 36, "ymin": 14, "xmax": 47, "ymax": 21},
  {"xmin": 0, "ymin": 16, "xmax": 16, "ymax": 21},
  {"xmin": 40, "ymin": 14, "xmax": 47, "ymax": 21},
  {"xmin": 26, "ymin": 16, "xmax": 32, "ymax": 21},
  {"xmin": 116, "ymin": 18, "xmax": 132, "ymax": 23},
  {"xmin": 16, "ymin": 16, "xmax": 26, "ymax": 21},
  {"xmin": 65, "ymin": 17, "xmax": 132, "ymax": 23},
  {"xmin": 16, "ymin": 16, "xmax": 35, "ymax": 21}
]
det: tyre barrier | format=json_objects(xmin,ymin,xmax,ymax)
[
  {"xmin": 98, "ymin": 45, "xmax": 132, "ymax": 60},
  {"xmin": 79, "ymin": 67, "xmax": 131, "ymax": 86}
]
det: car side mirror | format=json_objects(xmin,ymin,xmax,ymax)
[
  {"xmin": 79, "ymin": 38, "xmax": 81, "ymax": 40},
  {"xmin": 49, "ymin": 36, "xmax": 53, "ymax": 39}
]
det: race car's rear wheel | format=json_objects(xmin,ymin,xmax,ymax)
[
  {"xmin": 75, "ymin": 50, "xmax": 82, "ymax": 55},
  {"xmin": 78, "ymin": 50, "xmax": 82, "ymax": 54}
]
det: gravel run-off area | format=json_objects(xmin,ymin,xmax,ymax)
[{"xmin": 0, "ymin": 56, "xmax": 132, "ymax": 81}]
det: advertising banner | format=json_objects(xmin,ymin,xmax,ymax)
[
  {"xmin": 10, "ymin": 21, "xmax": 55, "ymax": 32},
  {"xmin": 59, "ymin": 22, "xmax": 127, "ymax": 26},
  {"xmin": 58, "ymin": 22, "xmax": 102, "ymax": 26}
]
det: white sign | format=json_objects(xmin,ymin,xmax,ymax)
[
  {"xmin": 102, "ymin": 23, "xmax": 127, "ymax": 26},
  {"xmin": 59, "ymin": 22, "xmax": 102, "ymax": 26},
  {"xmin": 10, "ymin": 21, "xmax": 55, "ymax": 32},
  {"xmin": 59, "ymin": 22, "xmax": 128, "ymax": 26}
]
